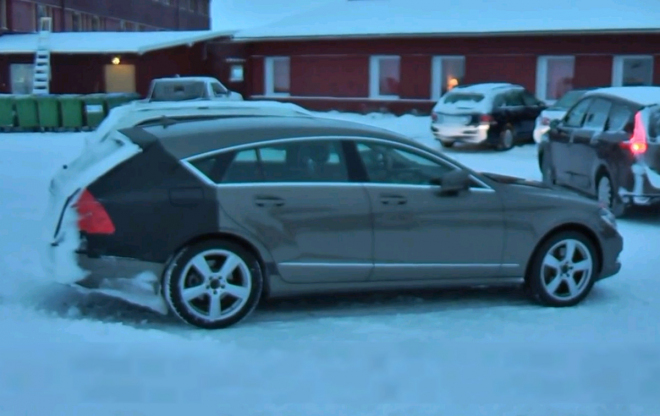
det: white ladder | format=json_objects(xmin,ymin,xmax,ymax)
[{"xmin": 32, "ymin": 17, "xmax": 52, "ymax": 95}]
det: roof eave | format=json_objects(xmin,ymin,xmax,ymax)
[{"xmin": 233, "ymin": 28, "xmax": 660, "ymax": 42}]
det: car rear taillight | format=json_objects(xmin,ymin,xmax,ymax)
[
  {"xmin": 75, "ymin": 189, "xmax": 115, "ymax": 234},
  {"xmin": 541, "ymin": 117, "xmax": 551, "ymax": 126},
  {"xmin": 480, "ymin": 114, "xmax": 494, "ymax": 124},
  {"xmin": 431, "ymin": 112, "xmax": 438, "ymax": 122},
  {"xmin": 621, "ymin": 111, "xmax": 648, "ymax": 155}
]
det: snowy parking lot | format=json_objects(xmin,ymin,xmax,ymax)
[{"xmin": 1, "ymin": 112, "xmax": 659, "ymax": 415}]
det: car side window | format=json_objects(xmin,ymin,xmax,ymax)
[
  {"xmin": 504, "ymin": 90, "xmax": 525, "ymax": 107},
  {"xmin": 212, "ymin": 83, "xmax": 228, "ymax": 97},
  {"xmin": 564, "ymin": 98, "xmax": 592, "ymax": 128},
  {"xmin": 521, "ymin": 91, "xmax": 541, "ymax": 106},
  {"xmin": 607, "ymin": 104, "xmax": 634, "ymax": 132},
  {"xmin": 582, "ymin": 98, "xmax": 612, "ymax": 131},
  {"xmin": 355, "ymin": 141, "xmax": 455, "ymax": 185}
]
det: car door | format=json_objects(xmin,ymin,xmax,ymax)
[
  {"xmin": 501, "ymin": 90, "xmax": 527, "ymax": 140},
  {"xmin": 202, "ymin": 138, "xmax": 373, "ymax": 284},
  {"xmin": 548, "ymin": 97, "xmax": 593, "ymax": 186},
  {"xmin": 521, "ymin": 90, "xmax": 546, "ymax": 138},
  {"xmin": 570, "ymin": 97, "xmax": 612, "ymax": 191},
  {"xmin": 350, "ymin": 139, "xmax": 506, "ymax": 281}
]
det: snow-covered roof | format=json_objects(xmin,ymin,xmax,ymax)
[
  {"xmin": 211, "ymin": 0, "xmax": 336, "ymax": 32},
  {"xmin": 452, "ymin": 83, "xmax": 521, "ymax": 94},
  {"xmin": 0, "ymin": 30, "xmax": 235, "ymax": 55},
  {"xmin": 585, "ymin": 87, "xmax": 660, "ymax": 106},
  {"xmin": 234, "ymin": 0, "xmax": 660, "ymax": 40}
]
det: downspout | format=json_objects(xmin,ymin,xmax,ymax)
[{"xmin": 60, "ymin": 0, "xmax": 65, "ymax": 31}]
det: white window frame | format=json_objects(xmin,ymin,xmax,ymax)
[
  {"xmin": 369, "ymin": 55, "xmax": 401, "ymax": 100},
  {"xmin": 612, "ymin": 55, "xmax": 654, "ymax": 87},
  {"xmin": 264, "ymin": 56, "xmax": 290, "ymax": 97},
  {"xmin": 71, "ymin": 11, "xmax": 81, "ymax": 31},
  {"xmin": 536, "ymin": 55, "xmax": 575, "ymax": 104},
  {"xmin": 430, "ymin": 55, "xmax": 465, "ymax": 101}
]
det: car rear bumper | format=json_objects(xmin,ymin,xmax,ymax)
[
  {"xmin": 431, "ymin": 123, "xmax": 489, "ymax": 144},
  {"xmin": 618, "ymin": 162, "xmax": 660, "ymax": 206}
]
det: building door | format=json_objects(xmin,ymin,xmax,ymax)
[{"xmin": 104, "ymin": 64, "xmax": 136, "ymax": 93}]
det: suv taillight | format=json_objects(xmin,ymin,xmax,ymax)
[
  {"xmin": 75, "ymin": 189, "xmax": 115, "ymax": 234},
  {"xmin": 480, "ymin": 114, "xmax": 494, "ymax": 124},
  {"xmin": 621, "ymin": 111, "xmax": 648, "ymax": 155}
]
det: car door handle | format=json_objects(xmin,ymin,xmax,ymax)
[
  {"xmin": 379, "ymin": 194, "xmax": 407, "ymax": 205},
  {"xmin": 254, "ymin": 196, "xmax": 285, "ymax": 207}
]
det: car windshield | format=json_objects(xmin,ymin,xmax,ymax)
[
  {"xmin": 150, "ymin": 81, "xmax": 207, "ymax": 102},
  {"xmin": 551, "ymin": 90, "xmax": 586, "ymax": 110},
  {"xmin": 442, "ymin": 92, "xmax": 485, "ymax": 104}
]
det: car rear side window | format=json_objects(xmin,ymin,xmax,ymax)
[
  {"xmin": 607, "ymin": 105, "xmax": 634, "ymax": 132},
  {"xmin": 190, "ymin": 139, "xmax": 350, "ymax": 184},
  {"xmin": 582, "ymin": 98, "xmax": 612, "ymax": 131},
  {"xmin": 504, "ymin": 90, "xmax": 525, "ymax": 107},
  {"xmin": 564, "ymin": 98, "xmax": 592, "ymax": 127}
]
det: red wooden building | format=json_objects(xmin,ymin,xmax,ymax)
[{"xmin": 233, "ymin": 0, "xmax": 660, "ymax": 114}]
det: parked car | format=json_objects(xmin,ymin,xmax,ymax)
[
  {"xmin": 43, "ymin": 115, "xmax": 622, "ymax": 329},
  {"xmin": 430, "ymin": 83, "xmax": 546, "ymax": 151},
  {"xmin": 538, "ymin": 86, "xmax": 660, "ymax": 216},
  {"xmin": 145, "ymin": 76, "xmax": 243, "ymax": 102},
  {"xmin": 533, "ymin": 89, "xmax": 591, "ymax": 143}
]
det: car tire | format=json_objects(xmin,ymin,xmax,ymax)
[
  {"xmin": 525, "ymin": 231, "xmax": 599, "ymax": 307},
  {"xmin": 596, "ymin": 172, "xmax": 627, "ymax": 217},
  {"xmin": 439, "ymin": 140, "xmax": 455, "ymax": 148},
  {"xmin": 162, "ymin": 239, "xmax": 263, "ymax": 329},
  {"xmin": 496, "ymin": 127, "xmax": 515, "ymax": 151}
]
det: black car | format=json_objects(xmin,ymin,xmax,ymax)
[
  {"xmin": 430, "ymin": 83, "xmax": 546, "ymax": 151},
  {"xmin": 538, "ymin": 86, "xmax": 660, "ymax": 216}
]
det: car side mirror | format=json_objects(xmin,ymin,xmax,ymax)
[
  {"xmin": 433, "ymin": 170, "xmax": 471, "ymax": 196},
  {"xmin": 550, "ymin": 119, "xmax": 561, "ymax": 130}
]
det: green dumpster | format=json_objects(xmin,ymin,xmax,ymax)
[
  {"xmin": 59, "ymin": 95, "xmax": 84, "ymax": 130},
  {"xmin": 14, "ymin": 95, "xmax": 39, "ymax": 130},
  {"xmin": 35, "ymin": 95, "xmax": 60, "ymax": 129},
  {"xmin": 0, "ymin": 95, "xmax": 15, "ymax": 128},
  {"xmin": 106, "ymin": 92, "xmax": 140, "ymax": 111},
  {"xmin": 82, "ymin": 93, "xmax": 107, "ymax": 129}
]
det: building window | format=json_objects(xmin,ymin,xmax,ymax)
[
  {"xmin": 91, "ymin": 16, "xmax": 100, "ymax": 31},
  {"xmin": 612, "ymin": 56, "xmax": 654, "ymax": 87},
  {"xmin": 230, "ymin": 65, "xmax": 244, "ymax": 82},
  {"xmin": 119, "ymin": 20, "xmax": 126, "ymax": 31},
  {"xmin": 71, "ymin": 12, "xmax": 81, "ymax": 31},
  {"xmin": 10, "ymin": 64, "xmax": 34, "ymax": 94},
  {"xmin": 536, "ymin": 56, "xmax": 575, "ymax": 103},
  {"xmin": 264, "ymin": 57, "xmax": 290, "ymax": 96},
  {"xmin": 431, "ymin": 56, "xmax": 465, "ymax": 100},
  {"xmin": 369, "ymin": 55, "xmax": 400, "ymax": 99},
  {"xmin": 190, "ymin": 0, "xmax": 197, "ymax": 11},
  {"xmin": 180, "ymin": 0, "xmax": 189, "ymax": 9},
  {"xmin": 200, "ymin": 0, "xmax": 209, "ymax": 15}
]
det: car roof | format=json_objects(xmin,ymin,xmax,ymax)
[
  {"xmin": 152, "ymin": 76, "xmax": 219, "ymax": 83},
  {"xmin": 450, "ymin": 83, "xmax": 522, "ymax": 94},
  {"xmin": 128, "ymin": 115, "xmax": 419, "ymax": 159},
  {"xmin": 584, "ymin": 86, "xmax": 660, "ymax": 106}
]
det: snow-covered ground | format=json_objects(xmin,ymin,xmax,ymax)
[{"xmin": 1, "ymin": 112, "xmax": 659, "ymax": 415}]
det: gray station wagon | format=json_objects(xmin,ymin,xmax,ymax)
[{"xmin": 43, "ymin": 115, "xmax": 623, "ymax": 329}]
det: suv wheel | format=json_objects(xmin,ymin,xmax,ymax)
[
  {"xmin": 525, "ymin": 231, "xmax": 598, "ymax": 307},
  {"xmin": 497, "ymin": 128, "xmax": 515, "ymax": 151},
  {"xmin": 163, "ymin": 240, "xmax": 263, "ymax": 329},
  {"xmin": 439, "ymin": 140, "xmax": 455, "ymax": 148}
]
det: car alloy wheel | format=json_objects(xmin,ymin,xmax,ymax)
[
  {"xmin": 526, "ymin": 231, "xmax": 597, "ymax": 307},
  {"xmin": 163, "ymin": 240, "xmax": 263, "ymax": 329},
  {"xmin": 497, "ymin": 129, "xmax": 514, "ymax": 151}
]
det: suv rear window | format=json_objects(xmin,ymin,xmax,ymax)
[
  {"xmin": 442, "ymin": 93, "xmax": 485, "ymax": 104},
  {"xmin": 150, "ymin": 81, "xmax": 207, "ymax": 102}
]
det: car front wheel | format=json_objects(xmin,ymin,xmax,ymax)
[
  {"xmin": 163, "ymin": 240, "xmax": 263, "ymax": 329},
  {"xmin": 525, "ymin": 231, "xmax": 598, "ymax": 307}
]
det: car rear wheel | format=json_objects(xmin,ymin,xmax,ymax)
[
  {"xmin": 525, "ymin": 231, "xmax": 598, "ymax": 307},
  {"xmin": 596, "ymin": 173, "xmax": 627, "ymax": 217},
  {"xmin": 163, "ymin": 240, "xmax": 263, "ymax": 329},
  {"xmin": 496, "ymin": 128, "xmax": 515, "ymax": 151},
  {"xmin": 439, "ymin": 140, "xmax": 455, "ymax": 148}
]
